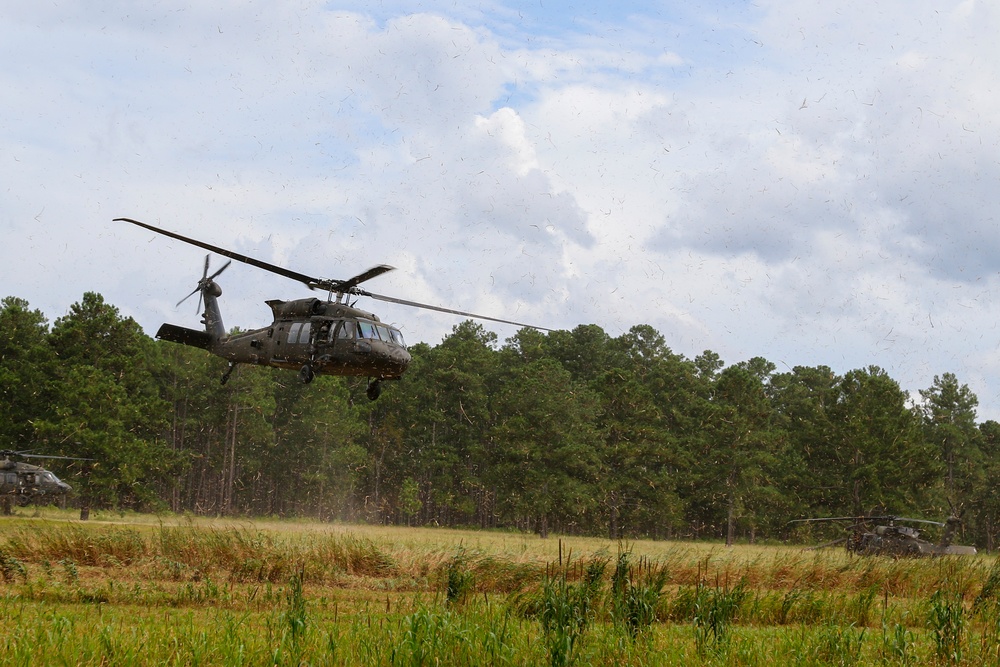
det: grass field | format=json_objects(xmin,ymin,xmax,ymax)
[{"xmin": 2, "ymin": 508, "xmax": 1000, "ymax": 665}]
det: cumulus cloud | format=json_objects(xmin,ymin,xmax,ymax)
[{"xmin": 4, "ymin": 0, "xmax": 1000, "ymax": 417}]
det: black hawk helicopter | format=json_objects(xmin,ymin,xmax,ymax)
[
  {"xmin": 0, "ymin": 450, "xmax": 88, "ymax": 515},
  {"xmin": 118, "ymin": 217, "xmax": 550, "ymax": 400},
  {"xmin": 790, "ymin": 514, "xmax": 977, "ymax": 557}
]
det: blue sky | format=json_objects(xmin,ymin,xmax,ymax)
[{"xmin": 4, "ymin": 0, "xmax": 1000, "ymax": 419}]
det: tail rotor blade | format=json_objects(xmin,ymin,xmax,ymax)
[
  {"xmin": 177, "ymin": 287, "xmax": 200, "ymax": 308},
  {"xmin": 208, "ymin": 259, "xmax": 232, "ymax": 282}
]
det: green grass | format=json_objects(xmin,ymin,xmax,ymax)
[{"xmin": 2, "ymin": 512, "xmax": 1000, "ymax": 665}]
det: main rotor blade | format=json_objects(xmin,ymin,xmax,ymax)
[
  {"xmin": 116, "ymin": 218, "xmax": 320, "ymax": 289},
  {"xmin": 337, "ymin": 265, "xmax": 395, "ymax": 292},
  {"xmin": 361, "ymin": 290, "xmax": 553, "ymax": 332},
  {"xmin": 790, "ymin": 515, "xmax": 907, "ymax": 524},
  {"xmin": 804, "ymin": 537, "xmax": 848, "ymax": 551},
  {"xmin": 21, "ymin": 453, "xmax": 95, "ymax": 461},
  {"xmin": 0, "ymin": 449, "xmax": 34, "ymax": 458},
  {"xmin": 894, "ymin": 517, "xmax": 946, "ymax": 527},
  {"xmin": 118, "ymin": 217, "xmax": 553, "ymax": 331},
  {"xmin": 118, "ymin": 218, "xmax": 395, "ymax": 293}
]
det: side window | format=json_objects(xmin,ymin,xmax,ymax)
[
  {"xmin": 287, "ymin": 323, "xmax": 312, "ymax": 344},
  {"xmin": 336, "ymin": 321, "xmax": 355, "ymax": 339}
]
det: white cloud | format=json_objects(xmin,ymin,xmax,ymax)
[{"xmin": 4, "ymin": 0, "xmax": 1000, "ymax": 419}]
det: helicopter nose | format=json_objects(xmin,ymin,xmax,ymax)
[
  {"xmin": 59, "ymin": 481, "xmax": 72, "ymax": 493},
  {"xmin": 394, "ymin": 346, "xmax": 411, "ymax": 371},
  {"xmin": 380, "ymin": 345, "xmax": 411, "ymax": 376}
]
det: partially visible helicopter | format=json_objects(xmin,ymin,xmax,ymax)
[
  {"xmin": 118, "ymin": 218, "xmax": 551, "ymax": 400},
  {"xmin": 790, "ymin": 514, "xmax": 977, "ymax": 557},
  {"xmin": 0, "ymin": 450, "xmax": 85, "ymax": 514}
]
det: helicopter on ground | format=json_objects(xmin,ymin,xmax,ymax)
[
  {"xmin": 0, "ymin": 450, "xmax": 85, "ymax": 515},
  {"xmin": 789, "ymin": 514, "xmax": 977, "ymax": 557},
  {"xmin": 118, "ymin": 217, "xmax": 551, "ymax": 400}
]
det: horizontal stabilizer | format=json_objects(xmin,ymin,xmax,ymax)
[
  {"xmin": 942, "ymin": 545, "xmax": 977, "ymax": 556},
  {"xmin": 157, "ymin": 323, "xmax": 213, "ymax": 350}
]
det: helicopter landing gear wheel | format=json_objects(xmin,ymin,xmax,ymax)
[
  {"xmin": 366, "ymin": 379, "xmax": 382, "ymax": 401},
  {"xmin": 221, "ymin": 362, "xmax": 237, "ymax": 385},
  {"xmin": 299, "ymin": 364, "xmax": 315, "ymax": 384}
]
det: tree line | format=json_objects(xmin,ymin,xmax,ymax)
[{"xmin": 2, "ymin": 292, "xmax": 999, "ymax": 548}]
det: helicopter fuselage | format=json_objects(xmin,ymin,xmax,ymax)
[
  {"xmin": 1, "ymin": 459, "xmax": 72, "ymax": 498},
  {"xmin": 226, "ymin": 297, "xmax": 410, "ymax": 379},
  {"xmin": 848, "ymin": 524, "xmax": 977, "ymax": 557},
  {"xmin": 157, "ymin": 293, "xmax": 412, "ymax": 390},
  {"xmin": 792, "ymin": 514, "xmax": 977, "ymax": 557}
]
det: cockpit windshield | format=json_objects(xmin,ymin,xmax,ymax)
[
  {"xmin": 375, "ymin": 323, "xmax": 406, "ymax": 348},
  {"xmin": 342, "ymin": 320, "xmax": 407, "ymax": 348}
]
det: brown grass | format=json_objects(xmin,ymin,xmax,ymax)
[{"xmin": 1, "ymin": 508, "xmax": 995, "ymax": 602}]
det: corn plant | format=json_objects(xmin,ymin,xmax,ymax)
[
  {"xmin": 812, "ymin": 621, "xmax": 866, "ymax": 666},
  {"xmin": 929, "ymin": 589, "xmax": 966, "ymax": 664},
  {"xmin": 609, "ymin": 549, "xmax": 668, "ymax": 640},
  {"xmin": 444, "ymin": 548, "xmax": 475, "ymax": 606},
  {"xmin": 538, "ymin": 556, "xmax": 607, "ymax": 667},
  {"xmin": 879, "ymin": 621, "xmax": 913, "ymax": 666},
  {"xmin": 693, "ymin": 578, "xmax": 748, "ymax": 656},
  {"xmin": 0, "ymin": 550, "xmax": 27, "ymax": 583}
]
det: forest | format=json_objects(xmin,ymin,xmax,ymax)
[{"xmin": 2, "ymin": 292, "xmax": 999, "ymax": 549}]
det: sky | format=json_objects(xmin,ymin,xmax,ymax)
[{"xmin": 3, "ymin": 0, "xmax": 1000, "ymax": 418}]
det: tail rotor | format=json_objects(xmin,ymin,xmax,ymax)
[{"xmin": 178, "ymin": 255, "xmax": 231, "ymax": 313}]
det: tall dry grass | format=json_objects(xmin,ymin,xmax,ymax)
[{"xmin": 3, "ymin": 512, "xmax": 1000, "ymax": 665}]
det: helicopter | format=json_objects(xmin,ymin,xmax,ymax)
[
  {"xmin": 789, "ymin": 514, "xmax": 977, "ymax": 557},
  {"xmin": 0, "ymin": 450, "xmax": 86, "ymax": 515},
  {"xmin": 117, "ymin": 217, "xmax": 551, "ymax": 400}
]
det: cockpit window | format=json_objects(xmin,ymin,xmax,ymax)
[
  {"xmin": 389, "ymin": 328, "xmax": 406, "ymax": 347},
  {"xmin": 358, "ymin": 321, "xmax": 378, "ymax": 339},
  {"xmin": 375, "ymin": 324, "xmax": 393, "ymax": 343}
]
